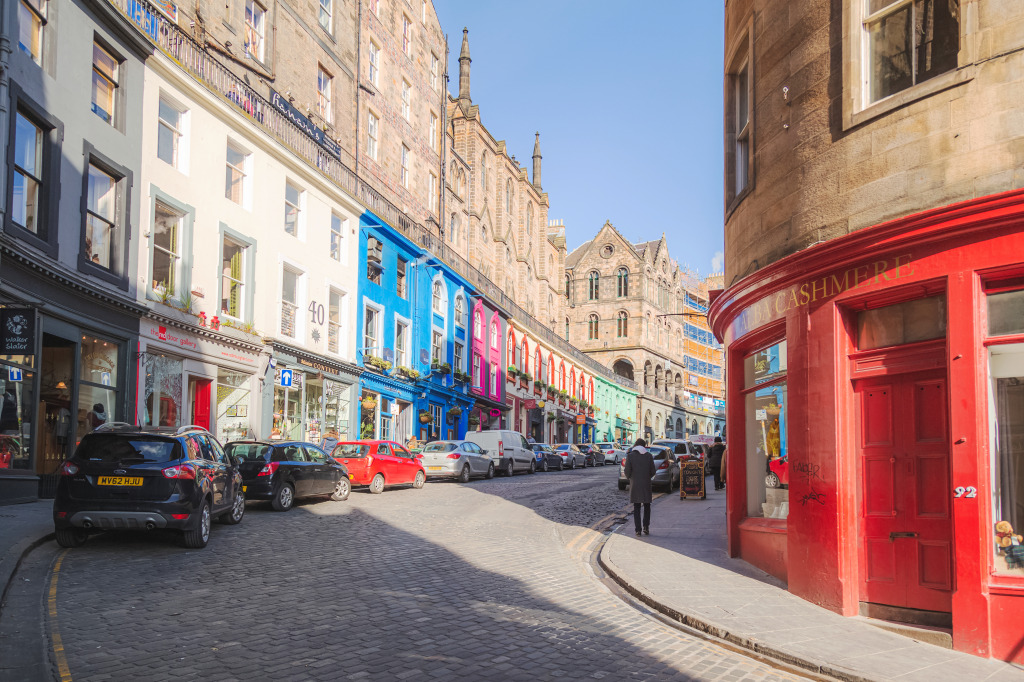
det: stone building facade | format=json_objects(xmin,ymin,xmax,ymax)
[
  {"xmin": 712, "ymin": 0, "xmax": 1024, "ymax": 663},
  {"xmin": 446, "ymin": 30, "xmax": 566, "ymax": 332},
  {"xmin": 565, "ymin": 222, "xmax": 724, "ymax": 442}
]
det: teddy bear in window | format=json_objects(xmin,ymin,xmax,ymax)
[{"xmin": 995, "ymin": 520, "xmax": 1024, "ymax": 569}]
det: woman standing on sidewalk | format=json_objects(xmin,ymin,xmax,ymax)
[{"xmin": 624, "ymin": 439, "xmax": 656, "ymax": 536}]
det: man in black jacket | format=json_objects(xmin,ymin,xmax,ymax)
[{"xmin": 708, "ymin": 437, "xmax": 726, "ymax": 490}]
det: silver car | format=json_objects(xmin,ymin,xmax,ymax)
[
  {"xmin": 419, "ymin": 440, "xmax": 495, "ymax": 482},
  {"xmin": 618, "ymin": 445, "xmax": 679, "ymax": 491},
  {"xmin": 553, "ymin": 443, "xmax": 586, "ymax": 469},
  {"xmin": 595, "ymin": 442, "xmax": 626, "ymax": 465}
]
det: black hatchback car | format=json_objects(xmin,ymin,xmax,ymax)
[
  {"xmin": 53, "ymin": 424, "xmax": 245, "ymax": 549},
  {"xmin": 226, "ymin": 440, "xmax": 350, "ymax": 511}
]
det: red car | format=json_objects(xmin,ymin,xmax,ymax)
[
  {"xmin": 766, "ymin": 454, "xmax": 789, "ymax": 488},
  {"xmin": 329, "ymin": 440, "xmax": 426, "ymax": 494}
]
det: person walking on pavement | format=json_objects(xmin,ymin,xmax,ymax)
[
  {"xmin": 708, "ymin": 436, "xmax": 726, "ymax": 490},
  {"xmin": 624, "ymin": 438, "xmax": 656, "ymax": 536}
]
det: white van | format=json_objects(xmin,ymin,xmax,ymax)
[{"xmin": 463, "ymin": 430, "xmax": 536, "ymax": 477}]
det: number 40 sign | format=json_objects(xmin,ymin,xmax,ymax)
[{"xmin": 954, "ymin": 486, "xmax": 977, "ymax": 498}]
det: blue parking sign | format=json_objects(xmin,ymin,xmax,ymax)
[
  {"xmin": 280, "ymin": 369, "xmax": 293, "ymax": 387},
  {"xmin": 7, "ymin": 367, "xmax": 22, "ymax": 382}
]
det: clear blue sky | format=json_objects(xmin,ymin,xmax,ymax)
[{"xmin": 433, "ymin": 1, "xmax": 726, "ymax": 276}]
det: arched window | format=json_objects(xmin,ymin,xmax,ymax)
[
  {"xmin": 432, "ymin": 279, "xmax": 444, "ymax": 314},
  {"xmin": 589, "ymin": 378, "xmax": 594, "ymax": 403},
  {"xmin": 522, "ymin": 337, "xmax": 529, "ymax": 373},
  {"xmin": 548, "ymin": 353, "xmax": 555, "ymax": 384},
  {"xmin": 535, "ymin": 347, "xmax": 542, "ymax": 379},
  {"xmin": 474, "ymin": 308, "xmax": 482, "ymax": 338},
  {"xmin": 588, "ymin": 271, "xmax": 600, "ymax": 300},
  {"xmin": 569, "ymin": 368, "xmax": 576, "ymax": 397},
  {"xmin": 564, "ymin": 273, "xmax": 571, "ymax": 300},
  {"xmin": 490, "ymin": 321, "xmax": 498, "ymax": 349},
  {"xmin": 547, "ymin": 293, "xmax": 553, "ymax": 311},
  {"xmin": 559, "ymin": 362, "xmax": 565, "ymax": 390},
  {"xmin": 508, "ymin": 329, "xmax": 516, "ymax": 367},
  {"xmin": 692, "ymin": 419, "xmax": 698, "ymax": 434},
  {"xmin": 564, "ymin": 316, "xmax": 569, "ymax": 341},
  {"xmin": 676, "ymin": 417, "xmax": 683, "ymax": 436},
  {"xmin": 617, "ymin": 268, "xmax": 629, "ymax": 297},
  {"xmin": 449, "ymin": 213, "xmax": 459, "ymax": 243},
  {"xmin": 646, "ymin": 312, "xmax": 652, "ymax": 339},
  {"xmin": 454, "ymin": 295, "xmax": 465, "ymax": 326},
  {"xmin": 617, "ymin": 311, "xmax": 628, "ymax": 337},
  {"xmin": 579, "ymin": 375, "xmax": 585, "ymax": 400},
  {"xmin": 506, "ymin": 247, "xmax": 512, "ymax": 264},
  {"xmin": 527, "ymin": 205, "xmax": 533, "ymax": 235},
  {"xmin": 481, "ymin": 223, "xmax": 488, "ymax": 242},
  {"xmin": 505, "ymin": 179, "xmax": 513, "ymax": 213},
  {"xmin": 480, "ymin": 153, "xmax": 487, "ymax": 189},
  {"xmin": 587, "ymin": 313, "xmax": 599, "ymax": 340}
]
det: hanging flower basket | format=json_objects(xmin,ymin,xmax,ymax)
[
  {"xmin": 468, "ymin": 413, "xmax": 480, "ymax": 426},
  {"xmin": 447, "ymin": 406, "xmax": 463, "ymax": 421},
  {"xmin": 419, "ymin": 410, "xmax": 432, "ymax": 424},
  {"xmin": 546, "ymin": 413, "xmax": 557, "ymax": 422},
  {"xmin": 361, "ymin": 396, "xmax": 378, "ymax": 411}
]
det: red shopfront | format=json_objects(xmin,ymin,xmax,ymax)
[{"xmin": 708, "ymin": 190, "xmax": 1024, "ymax": 663}]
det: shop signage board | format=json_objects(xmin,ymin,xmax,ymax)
[
  {"xmin": 1, "ymin": 308, "xmax": 35, "ymax": 355},
  {"xmin": 679, "ymin": 461, "xmax": 706, "ymax": 499},
  {"xmin": 268, "ymin": 89, "xmax": 342, "ymax": 160},
  {"xmin": 575, "ymin": 414, "xmax": 585, "ymax": 425},
  {"xmin": 524, "ymin": 399, "xmax": 537, "ymax": 409}
]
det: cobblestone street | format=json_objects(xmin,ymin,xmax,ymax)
[{"xmin": 43, "ymin": 467, "xmax": 801, "ymax": 681}]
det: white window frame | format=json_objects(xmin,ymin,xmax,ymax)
[
  {"xmin": 280, "ymin": 264, "xmax": 305, "ymax": 340},
  {"xmin": 284, "ymin": 180, "xmax": 304, "ymax": 238},
  {"xmin": 368, "ymin": 41, "xmax": 380, "ymax": 87},
  {"xmin": 327, "ymin": 286, "xmax": 347, "ymax": 356},
  {"xmin": 402, "ymin": 15, "xmax": 412, "ymax": 56},
  {"xmin": 401, "ymin": 80, "xmax": 411, "ymax": 120},
  {"xmin": 363, "ymin": 301, "xmax": 383, "ymax": 357},
  {"xmin": 432, "ymin": 278, "xmax": 445, "ymax": 314},
  {"xmin": 431, "ymin": 329, "xmax": 443, "ymax": 365},
  {"xmin": 454, "ymin": 341, "xmax": 464, "ymax": 372},
  {"xmin": 225, "ymin": 140, "xmax": 251, "ymax": 208},
  {"xmin": 395, "ymin": 316, "xmax": 411, "ymax": 367},
  {"xmin": 318, "ymin": 0, "xmax": 332, "ymax": 33},
  {"xmin": 400, "ymin": 144, "xmax": 410, "ymax": 188},
  {"xmin": 430, "ymin": 53, "xmax": 439, "ymax": 90},
  {"xmin": 157, "ymin": 95, "xmax": 188, "ymax": 171},
  {"xmin": 367, "ymin": 111, "xmax": 379, "ymax": 160},
  {"xmin": 220, "ymin": 235, "xmax": 247, "ymax": 320},
  {"xmin": 428, "ymin": 172, "xmax": 437, "ymax": 212},
  {"xmin": 245, "ymin": 0, "xmax": 266, "ymax": 62},
  {"xmin": 317, "ymin": 65, "xmax": 333, "ymax": 124},
  {"xmin": 330, "ymin": 212, "xmax": 345, "ymax": 261},
  {"xmin": 454, "ymin": 293, "xmax": 465, "ymax": 328},
  {"xmin": 429, "ymin": 112, "xmax": 438, "ymax": 151},
  {"xmin": 151, "ymin": 200, "xmax": 184, "ymax": 296}
]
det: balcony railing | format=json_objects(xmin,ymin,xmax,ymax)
[{"xmin": 105, "ymin": 0, "xmax": 638, "ymax": 394}]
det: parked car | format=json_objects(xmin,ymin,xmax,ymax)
[
  {"xmin": 618, "ymin": 444, "xmax": 679, "ymax": 492},
  {"xmin": 652, "ymin": 439, "xmax": 705, "ymax": 462},
  {"xmin": 329, "ymin": 440, "xmax": 426, "ymax": 493},
  {"xmin": 463, "ymin": 430, "xmax": 535, "ymax": 476},
  {"xmin": 418, "ymin": 440, "xmax": 495, "ymax": 481},
  {"xmin": 225, "ymin": 440, "xmax": 350, "ymax": 511},
  {"xmin": 531, "ymin": 443, "xmax": 563, "ymax": 471},
  {"xmin": 552, "ymin": 443, "xmax": 586, "ymax": 469},
  {"xmin": 595, "ymin": 442, "xmax": 626, "ymax": 465},
  {"xmin": 53, "ymin": 424, "xmax": 245, "ymax": 549},
  {"xmin": 580, "ymin": 443, "xmax": 605, "ymax": 466},
  {"xmin": 767, "ymin": 453, "xmax": 789, "ymax": 488}
]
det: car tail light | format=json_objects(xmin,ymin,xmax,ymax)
[
  {"xmin": 446, "ymin": 453, "xmax": 461, "ymax": 459},
  {"xmin": 258, "ymin": 462, "xmax": 279, "ymax": 477},
  {"xmin": 657, "ymin": 461, "xmax": 670, "ymax": 471},
  {"xmin": 498, "ymin": 441, "xmax": 505, "ymax": 458},
  {"xmin": 171, "ymin": 513, "xmax": 189, "ymax": 520},
  {"xmin": 60, "ymin": 461, "xmax": 79, "ymax": 476},
  {"xmin": 162, "ymin": 464, "xmax": 196, "ymax": 479},
  {"xmin": 56, "ymin": 511, "xmax": 67, "ymax": 519}
]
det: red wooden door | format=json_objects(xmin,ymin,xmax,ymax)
[
  {"xmin": 856, "ymin": 369, "xmax": 952, "ymax": 613},
  {"xmin": 190, "ymin": 378, "xmax": 212, "ymax": 431}
]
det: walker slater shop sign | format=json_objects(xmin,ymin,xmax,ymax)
[
  {"xmin": 268, "ymin": 88, "xmax": 342, "ymax": 160},
  {"xmin": 1, "ymin": 308, "xmax": 36, "ymax": 355}
]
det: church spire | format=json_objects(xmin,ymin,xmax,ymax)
[
  {"xmin": 458, "ymin": 28, "xmax": 471, "ymax": 105},
  {"xmin": 532, "ymin": 132, "xmax": 542, "ymax": 191}
]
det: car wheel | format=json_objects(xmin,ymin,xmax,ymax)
[
  {"xmin": 223, "ymin": 489, "xmax": 245, "ymax": 524},
  {"xmin": 528, "ymin": 459, "xmax": 536, "ymax": 474},
  {"xmin": 485, "ymin": 462, "xmax": 495, "ymax": 479},
  {"xmin": 369, "ymin": 473, "xmax": 386, "ymax": 494},
  {"xmin": 766, "ymin": 472, "xmax": 781, "ymax": 489},
  {"xmin": 413, "ymin": 471, "xmax": 426, "ymax": 489},
  {"xmin": 330, "ymin": 477, "xmax": 351, "ymax": 501},
  {"xmin": 617, "ymin": 480, "xmax": 627, "ymax": 491},
  {"xmin": 55, "ymin": 527, "xmax": 88, "ymax": 548},
  {"xmin": 272, "ymin": 483, "xmax": 295, "ymax": 511},
  {"xmin": 459, "ymin": 464, "xmax": 471, "ymax": 483},
  {"xmin": 540, "ymin": 459, "xmax": 548, "ymax": 472},
  {"xmin": 557, "ymin": 460, "xmax": 564, "ymax": 471},
  {"xmin": 505, "ymin": 459, "xmax": 515, "ymax": 477},
  {"xmin": 182, "ymin": 502, "xmax": 211, "ymax": 549}
]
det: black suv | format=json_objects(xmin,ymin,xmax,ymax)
[{"xmin": 53, "ymin": 424, "xmax": 245, "ymax": 549}]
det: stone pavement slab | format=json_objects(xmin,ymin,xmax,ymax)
[
  {"xmin": 0, "ymin": 500, "xmax": 54, "ymax": 602},
  {"xmin": 599, "ymin": 491, "xmax": 1024, "ymax": 682}
]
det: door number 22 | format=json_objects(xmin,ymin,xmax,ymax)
[{"xmin": 954, "ymin": 486, "xmax": 977, "ymax": 498}]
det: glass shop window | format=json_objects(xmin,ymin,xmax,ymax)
[
  {"xmin": 742, "ymin": 340, "xmax": 788, "ymax": 520},
  {"xmin": 857, "ymin": 295, "xmax": 946, "ymax": 351},
  {"xmin": 216, "ymin": 370, "xmax": 251, "ymax": 443},
  {"xmin": 144, "ymin": 353, "xmax": 183, "ymax": 428},
  {"xmin": 0, "ymin": 362, "xmax": 36, "ymax": 471}
]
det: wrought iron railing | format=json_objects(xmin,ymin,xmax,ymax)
[{"xmin": 107, "ymin": 0, "xmax": 638, "ymax": 393}]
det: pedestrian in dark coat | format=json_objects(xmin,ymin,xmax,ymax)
[
  {"xmin": 708, "ymin": 437, "xmax": 726, "ymax": 490},
  {"xmin": 624, "ymin": 438, "xmax": 656, "ymax": 536}
]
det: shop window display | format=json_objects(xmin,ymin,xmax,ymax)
[
  {"xmin": 0, "ymin": 364, "xmax": 35, "ymax": 471},
  {"xmin": 216, "ymin": 370, "xmax": 251, "ymax": 442},
  {"xmin": 144, "ymin": 353, "xmax": 183, "ymax": 427},
  {"xmin": 322, "ymin": 380, "xmax": 350, "ymax": 444},
  {"xmin": 77, "ymin": 335, "xmax": 118, "ymax": 441},
  {"xmin": 273, "ymin": 368, "xmax": 303, "ymax": 440},
  {"xmin": 989, "ymin": 342, "xmax": 1024, "ymax": 573},
  {"xmin": 743, "ymin": 340, "xmax": 788, "ymax": 519},
  {"xmin": 304, "ymin": 375, "xmax": 323, "ymax": 444}
]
